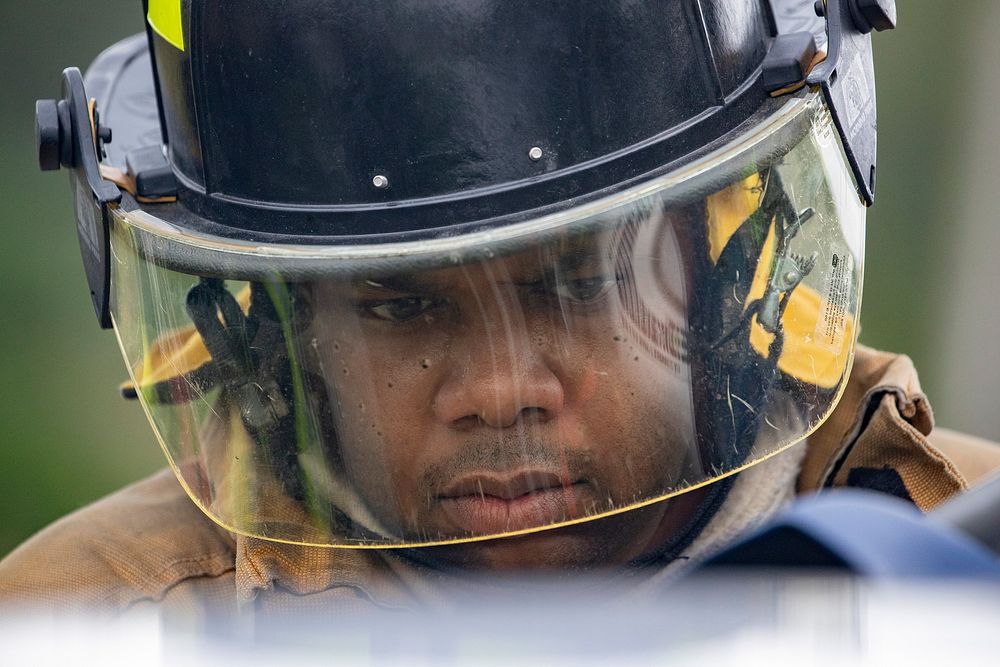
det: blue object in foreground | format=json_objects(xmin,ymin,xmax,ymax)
[{"xmin": 703, "ymin": 489, "xmax": 1000, "ymax": 578}]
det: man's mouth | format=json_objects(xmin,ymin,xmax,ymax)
[{"xmin": 436, "ymin": 471, "xmax": 591, "ymax": 534}]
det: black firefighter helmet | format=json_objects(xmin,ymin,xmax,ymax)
[{"xmin": 35, "ymin": 0, "xmax": 894, "ymax": 558}]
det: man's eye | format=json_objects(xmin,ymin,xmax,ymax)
[
  {"xmin": 554, "ymin": 276, "xmax": 617, "ymax": 303},
  {"xmin": 362, "ymin": 296, "xmax": 441, "ymax": 322}
]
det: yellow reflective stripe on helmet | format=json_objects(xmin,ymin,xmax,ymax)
[
  {"xmin": 147, "ymin": 0, "xmax": 185, "ymax": 52},
  {"xmin": 745, "ymin": 219, "xmax": 777, "ymax": 309},
  {"xmin": 749, "ymin": 283, "xmax": 855, "ymax": 389},
  {"xmin": 705, "ymin": 173, "xmax": 764, "ymax": 265}
]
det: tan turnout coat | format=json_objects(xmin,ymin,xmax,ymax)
[{"xmin": 2, "ymin": 345, "xmax": 999, "ymax": 614}]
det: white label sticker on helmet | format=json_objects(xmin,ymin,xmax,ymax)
[
  {"xmin": 815, "ymin": 250, "xmax": 853, "ymax": 354},
  {"xmin": 812, "ymin": 107, "xmax": 837, "ymax": 149}
]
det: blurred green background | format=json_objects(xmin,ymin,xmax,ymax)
[{"xmin": 2, "ymin": 2, "xmax": 999, "ymax": 558}]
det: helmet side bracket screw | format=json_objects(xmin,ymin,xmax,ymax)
[
  {"xmin": 92, "ymin": 103, "xmax": 113, "ymax": 162},
  {"xmin": 372, "ymin": 174, "xmax": 389, "ymax": 189}
]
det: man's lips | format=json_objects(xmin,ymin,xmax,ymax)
[
  {"xmin": 439, "ymin": 471, "xmax": 571, "ymax": 501},
  {"xmin": 436, "ymin": 471, "xmax": 590, "ymax": 534}
]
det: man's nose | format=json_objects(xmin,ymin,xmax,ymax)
[{"xmin": 432, "ymin": 322, "xmax": 566, "ymax": 429}]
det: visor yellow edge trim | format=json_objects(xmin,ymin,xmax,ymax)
[{"xmin": 148, "ymin": 0, "xmax": 185, "ymax": 52}]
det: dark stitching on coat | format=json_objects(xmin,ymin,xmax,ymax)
[
  {"xmin": 845, "ymin": 466, "xmax": 915, "ymax": 504},
  {"xmin": 115, "ymin": 552, "xmax": 237, "ymax": 609},
  {"xmin": 823, "ymin": 390, "xmax": 891, "ymax": 488}
]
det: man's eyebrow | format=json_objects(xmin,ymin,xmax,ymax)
[
  {"xmin": 348, "ymin": 242, "xmax": 606, "ymax": 293},
  {"xmin": 352, "ymin": 274, "xmax": 438, "ymax": 294},
  {"xmin": 552, "ymin": 242, "xmax": 604, "ymax": 273}
]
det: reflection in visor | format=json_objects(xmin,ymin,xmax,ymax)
[{"xmin": 109, "ymin": 93, "xmax": 865, "ymax": 551}]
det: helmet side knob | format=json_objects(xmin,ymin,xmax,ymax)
[{"xmin": 35, "ymin": 98, "xmax": 70, "ymax": 171}]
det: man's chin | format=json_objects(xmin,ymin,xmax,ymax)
[{"xmin": 417, "ymin": 506, "xmax": 670, "ymax": 571}]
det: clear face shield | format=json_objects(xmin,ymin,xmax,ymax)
[{"xmin": 108, "ymin": 93, "xmax": 865, "ymax": 557}]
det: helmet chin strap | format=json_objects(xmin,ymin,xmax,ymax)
[{"xmin": 185, "ymin": 278, "xmax": 290, "ymax": 434}]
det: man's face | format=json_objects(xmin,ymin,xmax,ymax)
[{"xmin": 305, "ymin": 221, "xmax": 700, "ymax": 569}]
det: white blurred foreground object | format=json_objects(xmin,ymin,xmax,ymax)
[{"xmin": 3, "ymin": 578, "xmax": 1000, "ymax": 666}]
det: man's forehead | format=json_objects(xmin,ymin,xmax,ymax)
[{"xmin": 346, "ymin": 234, "xmax": 611, "ymax": 292}]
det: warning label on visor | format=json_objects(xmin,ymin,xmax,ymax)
[{"xmin": 815, "ymin": 251, "xmax": 853, "ymax": 353}]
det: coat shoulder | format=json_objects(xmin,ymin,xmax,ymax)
[
  {"xmin": 800, "ymin": 344, "xmax": 1000, "ymax": 507},
  {"xmin": 0, "ymin": 469, "xmax": 235, "ymax": 610}
]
